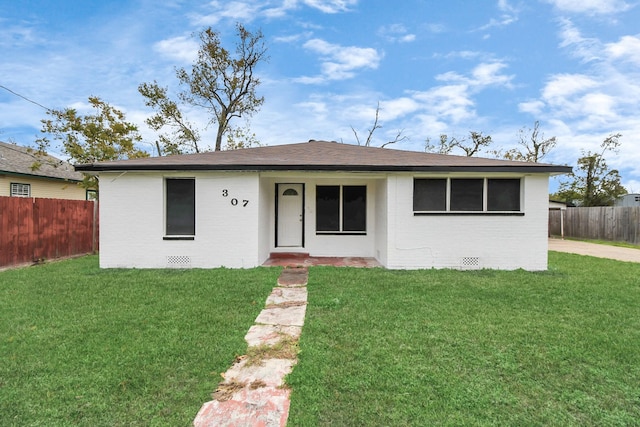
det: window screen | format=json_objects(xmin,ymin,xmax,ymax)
[
  {"xmin": 166, "ymin": 179, "xmax": 195, "ymax": 235},
  {"xmin": 488, "ymin": 179, "xmax": 520, "ymax": 211},
  {"xmin": 450, "ymin": 179, "xmax": 483, "ymax": 211},
  {"xmin": 343, "ymin": 186, "xmax": 366, "ymax": 231},
  {"xmin": 413, "ymin": 179, "xmax": 446, "ymax": 211},
  {"xmin": 316, "ymin": 186, "xmax": 340, "ymax": 231}
]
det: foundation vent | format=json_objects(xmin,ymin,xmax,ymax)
[
  {"xmin": 167, "ymin": 255, "xmax": 191, "ymax": 268},
  {"xmin": 460, "ymin": 257, "xmax": 480, "ymax": 270}
]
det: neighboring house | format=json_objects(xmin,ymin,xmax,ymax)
[
  {"xmin": 76, "ymin": 140, "xmax": 571, "ymax": 270},
  {"xmin": 0, "ymin": 141, "xmax": 93, "ymax": 200},
  {"xmin": 614, "ymin": 193, "xmax": 640, "ymax": 207}
]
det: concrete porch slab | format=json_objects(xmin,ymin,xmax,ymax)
[{"xmin": 264, "ymin": 256, "xmax": 381, "ymax": 268}]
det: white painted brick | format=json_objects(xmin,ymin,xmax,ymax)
[
  {"xmin": 99, "ymin": 172, "xmax": 260, "ymax": 268},
  {"xmin": 384, "ymin": 175, "xmax": 549, "ymax": 270},
  {"xmin": 99, "ymin": 171, "xmax": 551, "ymax": 270}
]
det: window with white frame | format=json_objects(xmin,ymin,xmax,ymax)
[
  {"xmin": 413, "ymin": 178, "xmax": 521, "ymax": 213},
  {"xmin": 316, "ymin": 185, "xmax": 366, "ymax": 233},
  {"xmin": 10, "ymin": 183, "xmax": 31, "ymax": 197}
]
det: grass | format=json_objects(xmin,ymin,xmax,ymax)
[
  {"xmin": 0, "ymin": 256, "xmax": 279, "ymax": 426},
  {"xmin": 3, "ymin": 253, "xmax": 640, "ymax": 426},
  {"xmin": 286, "ymin": 252, "xmax": 640, "ymax": 426}
]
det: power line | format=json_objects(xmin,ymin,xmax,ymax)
[{"xmin": 0, "ymin": 84, "xmax": 51, "ymax": 111}]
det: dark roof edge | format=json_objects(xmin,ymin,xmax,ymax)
[
  {"xmin": 0, "ymin": 170, "xmax": 83, "ymax": 183},
  {"xmin": 76, "ymin": 163, "xmax": 573, "ymax": 174}
]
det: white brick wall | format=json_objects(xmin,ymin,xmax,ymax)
[
  {"xmin": 100, "ymin": 172, "xmax": 261, "ymax": 268},
  {"xmin": 385, "ymin": 174, "xmax": 549, "ymax": 270},
  {"xmin": 99, "ymin": 170, "xmax": 551, "ymax": 271}
]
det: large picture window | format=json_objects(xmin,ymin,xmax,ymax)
[
  {"xmin": 316, "ymin": 185, "xmax": 366, "ymax": 233},
  {"xmin": 166, "ymin": 178, "xmax": 195, "ymax": 236},
  {"xmin": 413, "ymin": 178, "xmax": 521, "ymax": 213}
]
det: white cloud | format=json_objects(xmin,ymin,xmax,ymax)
[
  {"xmin": 302, "ymin": 0, "xmax": 358, "ymax": 13},
  {"xmin": 580, "ymin": 92, "xmax": 617, "ymax": 119},
  {"xmin": 296, "ymin": 39, "xmax": 382, "ymax": 83},
  {"xmin": 191, "ymin": 0, "xmax": 357, "ymax": 24},
  {"xmin": 558, "ymin": 18, "xmax": 603, "ymax": 62},
  {"xmin": 379, "ymin": 97, "xmax": 421, "ymax": 121},
  {"xmin": 541, "ymin": 73, "xmax": 598, "ymax": 100},
  {"xmin": 477, "ymin": 0, "xmax": 520, "ymax": 31},
  {"xmin": 471, "ymin": 62, "xmax": 514, "ymax": 87},
  {"xmin": 273, "ymin": 32, "xmax": 313, "ymax": 43},
  {"xmin": 191, "ymin": 1, "xmax": 263, "ymax": 25},
  {"xmin": 606, "ymin": 35, "xmax": 640, "ymax": 65},
  {"xmin": 378, "ymin": 24, "xmax": 416, "ymax": 43},
  {"xmin": 543, "ymin": 0, "xmax": 631, "ymax": 15},
  {"xmin": 153, "ymin": 36, "xmax": 198, "ymax": 63},
  {"xmin": 518, "ymin": 100, "xmax": 545, "ymax": 115},
  {"xmin": 412, "ymin": 84, "xmax": 476, "ymax": 124},
  {"xmin": 436, "ymin": 61, "xmax": 514, "ymax": 89},
  {"xmin": 262, "ymin": 0, "xmax": 299, "ymax": 18}
]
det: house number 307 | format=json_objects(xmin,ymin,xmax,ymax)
[{"xmin": 222, "ymin": 189, "xmax": 249, "ymax": 207}]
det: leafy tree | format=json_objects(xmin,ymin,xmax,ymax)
[
  {"xmin": 34, "ymin": 96, "xmax": 149, "ymax": 189},
  {"xmin": 140, "ymin": 24, "xmax": 268, "ymax": 153},
  {"xmin": 424, "ymin": 134, "xmax": 456, "ymax": 154},
  {"xmin": 223, "ymin": 122, "xmax": 262, "ymax": 150},
  {"xmin": 503, "ymin": 121, "xmax": 556, "ymax": 162},
  {"xmin": 424, "ymin": 131, "xmax": 492, "ymax": 156},
  {"xmin": 553, "ymin": 133, "xmax": 627, "ymax": 206},
  {"xmin": 138, "ymin": 81, "xmax": 200, "ymax": 155}
]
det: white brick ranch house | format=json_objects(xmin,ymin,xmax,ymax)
[{"xmin": 76, "ymin": 140, "xmax": 571, "ymax": 270}]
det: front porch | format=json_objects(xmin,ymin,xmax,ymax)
[{"xmin": 262, "ymin": 252, "xmax": 381, "ymax": 268}]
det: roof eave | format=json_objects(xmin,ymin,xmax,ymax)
[
  {"xmin": 75, "ymin": 163, "xmax": 573, "ymax": 174},
  {"xmin": 0, "ymin": 170, "xmax": 84, "ymax": 182}
]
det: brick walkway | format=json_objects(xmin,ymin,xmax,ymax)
[{"xmin": 193, "ymin": 268, "xmax": 309, "ymax": 427}]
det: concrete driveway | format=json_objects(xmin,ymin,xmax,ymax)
[{"xmin": 549, "ymin": 238, "xmax": 640, "ymax": 263}]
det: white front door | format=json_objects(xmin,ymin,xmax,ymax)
[{"xmin": 277, "ymin": 184, "xmax": 303, "ymax": 247}]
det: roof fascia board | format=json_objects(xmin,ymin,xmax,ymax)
[
  {"xmin": 0, "ymin": 170, "xmax": 83, "ymax": 183},
  {"xmin": 76, "ymin": 164, "xmax": 572, "ymax": 174}
]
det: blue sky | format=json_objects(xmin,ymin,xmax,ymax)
[{"xmin": 2, "ymin": 0, "xmax": 640, "ymax": 191}]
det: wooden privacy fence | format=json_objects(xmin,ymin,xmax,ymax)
[
  {"xmin": 549, "ymin": 206, "xmax": 640, "ymax": 245},
  {"xmin": 0, "ymin": 196, "xmax": 98, "ymax": 268}
]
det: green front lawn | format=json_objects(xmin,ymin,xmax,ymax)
[
  {"xmin": 287, "ymin": 252, "xmax": 640, "ymax": 426},
  {"xmin": 2, "ymin": 253, "xmax": 639, "ymax": 426},
  {"xmin": 0, "ymin": 256, "xmax": 278, "ymax": 426}
]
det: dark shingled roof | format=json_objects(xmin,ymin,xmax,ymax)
[
  {"xmin": 75, "ymin": 140, "xmax": 572, "ymax": 174},
  {"xmin": 0, "ymin": 141, "xmax": 84, "ymax": 182}
]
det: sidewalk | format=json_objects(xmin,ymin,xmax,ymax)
[
  {"xmin": 193, "ymin": 267, "xmax": 309, "ymax": 427},
  {"xmin": 549, "ymin": 238, "xmax": 640, "ymax": 263}
]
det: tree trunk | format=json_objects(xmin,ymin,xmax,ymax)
[{"xmin": 215, "ymin": 124, "xmax": 224, "ymax": 151}]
